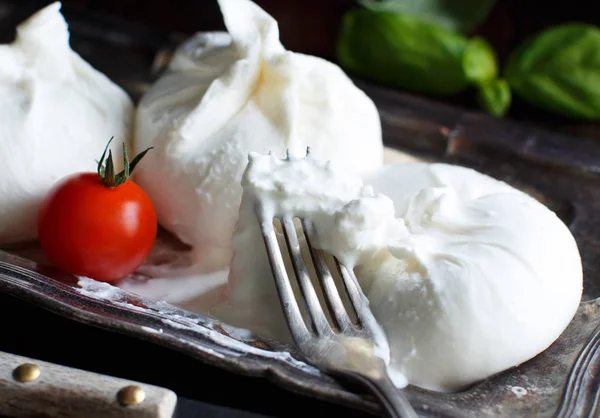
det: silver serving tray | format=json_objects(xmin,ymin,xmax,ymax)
[
  {"xmin": 1, "ymin": 247, "xmax": 600, "ymax": 418},
  {"xmin": 2, "ymin": 5, "xmax": 600, "ymax": 417}
]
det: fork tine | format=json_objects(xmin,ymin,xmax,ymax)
[
  {"xmin": 302, "ymin": 219, "xmax": 353, "ymax": 331},
  {"xmin": 335, "ymin": 260, "xmax": 367, "ymax": 326},
  {"xmin": 281, "ymin": 217, "xmax": 332, "ymax": 336},
  {"xmin": 259, "ymin": 216, "xmax": 311, "ymax": 344}
]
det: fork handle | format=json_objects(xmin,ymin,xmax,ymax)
[{"xmin": 354, "ymin": 373, "xmax": 419, "ymax": 418}]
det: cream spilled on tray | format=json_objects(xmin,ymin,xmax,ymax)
[{"xmin": 213, "ymin": 151, "xmax": 582, "ymax": 392}]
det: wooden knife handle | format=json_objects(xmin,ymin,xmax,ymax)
[{"xmin": 0, "ymin": 351, "xmax": 177, "ymax": 418}]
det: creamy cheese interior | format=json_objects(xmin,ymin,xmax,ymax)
[{"xmin": 214, "ymin": 151, "xmax": 582, "ymax": 391}]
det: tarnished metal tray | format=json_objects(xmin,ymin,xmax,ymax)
[{"xmin": 2, "ymin": 4, "xmax": 600, "ymax": 417}]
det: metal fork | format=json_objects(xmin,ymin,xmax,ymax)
[{"xmin": 258, "ymin": 207, "xmax": 418, "ymax": 418}]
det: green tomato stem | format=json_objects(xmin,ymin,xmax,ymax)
[{"xmin": 97, "ymin": 137, "xmax": 153, "ymax": 188}]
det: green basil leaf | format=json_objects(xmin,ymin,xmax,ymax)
[
  {"xmin": 463, "ymin": 37, "xmax": 498, "ymax": 85},
  {"xmin": 337, "ymin": 10, "xmax": 469, "ymax": 96},
  {"xmin": 359, "ymin": 0, "xmax": 496, "ymax": 32},
  {"xmin": 505, "ymin": 23, "xmax": 600, "ymax": 119},
  {"xmin": 477, "ymin": 79, "xmax": 511, "ymax": 116}
]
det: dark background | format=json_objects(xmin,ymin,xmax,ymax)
[
  {"xmin": 44, "ymin": 0, "xmax": 600, "ymax": 62},
  {"xmin": 4, "ymin": 0, "xmax": 600, "ymax": 64},
  {"xmin": 2, "ymin": 0, "xmax": 600, "ymax": 139}
]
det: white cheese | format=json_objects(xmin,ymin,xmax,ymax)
[
  {"xmin": 133, "ymin": 0, "xmax": 382, "ymax": 262},
  {"xmin": 0, "ymin": 2, "xmax": 134, "ymax": 244},
  {"xmin": 215, "ymin": 152, "xmax": 582, "ymax": 391}
]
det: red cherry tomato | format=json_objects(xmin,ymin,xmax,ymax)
[{"xmin": 37, "ymin": 139, "xmax": 156, "ymax": 282}]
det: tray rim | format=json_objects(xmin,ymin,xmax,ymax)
[
  {"xmin": 2, "ymin": 250, "xmax": 600, "ymax": 418},
  {"xmin": 0, "ymin": 254, "xmax": 382, "ymax": 415}
]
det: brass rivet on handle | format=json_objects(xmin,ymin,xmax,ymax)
[
  {"xmin": 117, "ymin": 385, "xmax": 146, "ymax": 406},
  {"xmin": 13, "ymin": 363, "xmax": 41, "ymax": 382}
]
